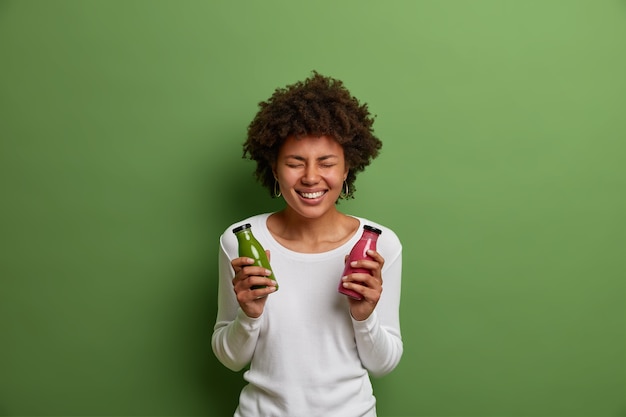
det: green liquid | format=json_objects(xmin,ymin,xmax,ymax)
[{"xmin": 233, "ymin": 224, "xmax": 278, "ymax": 290}]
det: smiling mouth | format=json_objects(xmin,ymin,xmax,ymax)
[{"xmin": 299, "ymin": 191, "xmax": 326, "ymax": 199}]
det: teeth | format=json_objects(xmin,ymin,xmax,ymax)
[{"xmin": 301, "ymin": 191, "xmax": 325, "ymax": 199}]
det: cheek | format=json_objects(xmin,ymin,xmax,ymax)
[
  {"xmin": 276, "ymin": 171, "xmax": 298, "ymax": 185},
  {"xmin": 328, "ymin": 170, "xmax": 347, "ymax": 186}
]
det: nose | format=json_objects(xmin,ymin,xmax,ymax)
[{"xmin": 301, "ymin": 165, "xmax": 320, "ymax": 184}]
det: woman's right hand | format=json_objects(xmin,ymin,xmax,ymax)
[{"xmin": 231, "ymin": 251, "xmax": 277, "ymax": 318}]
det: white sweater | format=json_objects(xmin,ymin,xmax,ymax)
[{"xmin": 212, "ymin": 213, "xmax": 403, "ymax": 417}]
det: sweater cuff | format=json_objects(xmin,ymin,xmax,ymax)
[
  {"xmin": 236, "ymin": 308, "xmax": 264, "ymax": 331},
  {"xmin": 351, "ymin": 310, "xmax": 379, "ymax": 331}
]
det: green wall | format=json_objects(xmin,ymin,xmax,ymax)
[{"xmin": 1, "ymin": 1, "xmax": 624, "ymax": 416}]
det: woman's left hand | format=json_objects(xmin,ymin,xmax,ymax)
[{"xmin": 341, "ymin": 249, "xmax": 385, "ymax": 321}]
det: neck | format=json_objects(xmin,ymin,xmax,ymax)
[
  {"xmin": 279, "ymin": 207, "xmax": 344, "ymax": 239},
  {"xmin": 268, "ymin": 207, "xmax": 359, "ymax": 253}
]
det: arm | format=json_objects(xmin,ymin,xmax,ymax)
[
  {"xmin": 352, "ymin": 249, "xmax": 403, "ymax": 377},
  {"xmin": 210, "ymin": 235, "xmax": 263, "ymax": 371}
]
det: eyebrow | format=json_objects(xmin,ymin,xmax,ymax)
[{"xmin": 284, "ymin": 154, "xmax": 339, "ymax": 161}]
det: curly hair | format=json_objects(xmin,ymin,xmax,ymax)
[{"xmin": 243, "ymin": 71, "xmax": 382, "ymax": 199}]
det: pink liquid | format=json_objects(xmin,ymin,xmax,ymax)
[{"xmin": 338, "ymin": 226, "xmax": 381, "ymax": 300}]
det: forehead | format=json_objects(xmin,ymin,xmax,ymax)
[{"xmin": 279, "ymin": 135, "xmax": 344, "ymax": 158}]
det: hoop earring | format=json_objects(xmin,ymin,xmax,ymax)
[
  {"xmin": 273, "ymin": 180, "xmax": 282, "ymax": 198},
  {"xmin": 340, "ymin": 181, "xmax": 349, "ymax": 199}
]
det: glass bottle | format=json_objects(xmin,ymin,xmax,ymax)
[
  {"xmin": 232, "ymin": 223, "xmax": 278, "ymax": 290},
  {"xmin": 338, "ymin": 225, "xmax": 382, "ymax": 300}
]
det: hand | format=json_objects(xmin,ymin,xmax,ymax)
[
  {"xmin": 341, "ymin": 250, "xmax": 385, "ymax": 321},
  {"xmin": 231, "ymin": 250, "xmax": 277, "ymax": 318}
]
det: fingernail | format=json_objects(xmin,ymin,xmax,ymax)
[
  {"xmin": 342, "ymin": 282, "xmax": 349, "ymax": 288},
  {"xmin": 265, "ymin": 269, "xmax": 272, "ymax": 275},
  {"xmin": 350, "ymin": 261, "xmax": 357, "ymax": 267},
  {"xmin": 342, "ymin": 276, "xmax": 348, "ymax": 281}
]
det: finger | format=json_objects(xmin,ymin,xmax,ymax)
[
  {"xmin": 342, "ymin": 280, "xmax": 380, "ymax": 303},
  {"xmin": 347, "ymin": 259, "xmax": 381, "ymax": 274},
  {"xmin": 251, "ymin": 285, "xmax": 277, "ymax": 298},
  {"xmin": 343, "ymin": 273, "xmax": 382, "ymax": 290},
  {"xmin": 233, "ymin": 266, "xmax": 273, "ymax": 287},
  {"xmin": 343, "ymin": 272, "xmax": 373, "ymax": 283},
  {"xmin": 248, "ymin": 275, "xmax": 278, "ymax": 289},
  {"xmin": 232, "ymin": 259, "xmax": 269, "ymax": 282},
  {"xmin": 238, "ymin": 283, "xmax": 277, "ymax": 303},
  {"xmin": 366, "ymin": 249, "xmax": 385, "ymax": 266},
  {"xmin": 241, "ymin": 265, "xmax": 273, "ymax": 277},
  {"xmin": 231, "ymin": 256, "xmax": 255, "ymax": 273},
  {"xmin": 234, "ymin": 277, "xmax": 276, "ymax": 300}
]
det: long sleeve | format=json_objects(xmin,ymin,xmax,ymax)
[
  {"xmin": 352, "ymin": 249, "xmax": 403, "ymax": 377},
  {"xmin": 211, "ymin": 234, "xmax": 262, "ymax": 371}
]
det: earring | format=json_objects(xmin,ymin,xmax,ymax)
[
  {"xmin": 273, "ymin": 179, "xmax": 282, "ymax": 198},
  {"xmin": 340, "ymin": 181, "xmax": 349, "ymax": 199}
]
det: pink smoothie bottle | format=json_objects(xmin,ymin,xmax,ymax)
[{"xmin": 338, "ymin": 225, "xmax": 382, "ymax": 300}]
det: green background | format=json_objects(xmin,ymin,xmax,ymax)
[{"xmin": 1, "ymin": 1, "xmax": 624, "ymax": 416}]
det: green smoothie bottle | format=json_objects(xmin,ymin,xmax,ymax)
[{"xmin": 232, "ymin": 223, "xmax": 278, "ymax": 290}]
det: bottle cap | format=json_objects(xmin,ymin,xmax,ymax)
[
  {"xmin": 232, "ymin": 223, "xmax": 252, "ymax": 234},
  {"xmin": 364, "ymin": 225, "xmax": 382, "ymax": 235}
]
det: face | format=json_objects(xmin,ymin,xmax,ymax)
[{"xmin": 273, "ymin": 135, "xmax": 348, "ymax": 220}]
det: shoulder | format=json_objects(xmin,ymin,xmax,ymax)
[
  {"xmin": 354, "ymin": 217, "xmax": 403, "ymax": 275},
  {"xmin": 222, "ymin": 213, "xmax": 271, "ymax": 236},
  {"xmin": 354, "ymin": 216, "xmax": 402, "ymax": 252},
  {"xmin": 219, "ymin": 213, "xmax": 272, "ymax": 254}
]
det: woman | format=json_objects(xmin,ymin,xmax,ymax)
[{"xmin": 212, "ymin": 72, "xmax": 403, "ymax": 417}]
